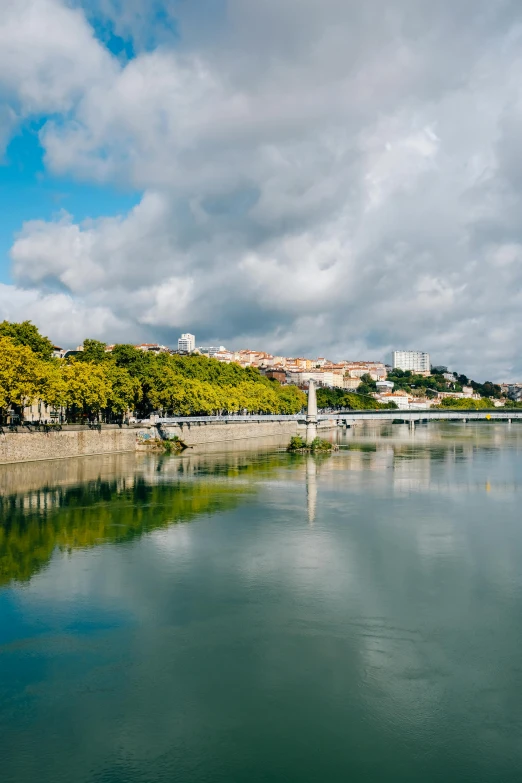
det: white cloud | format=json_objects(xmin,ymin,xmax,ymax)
[{"xmin": 3, "ymin": 0, "xmax": 522, "ymax": 378}]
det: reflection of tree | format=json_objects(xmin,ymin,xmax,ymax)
[{"xmin": 0, "ymin": 453, "xmax": 290, "ymax": 587}]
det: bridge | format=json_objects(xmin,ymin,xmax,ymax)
[
  {"xmin": 149, "ymin": 375, "xmax": 522, "ymax": 432},
  {"xmin": 153, "ymin": 409, "xmax": 522, "ymax": 426}
]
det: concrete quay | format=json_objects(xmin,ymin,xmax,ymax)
[{"xmin": 0, "ymin": 408, "xmax": 519, "ymax": 465}]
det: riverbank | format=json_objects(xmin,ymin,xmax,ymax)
[{"xmin": 0, "ymin": 420, "xmax": 337, "ymax": 465}]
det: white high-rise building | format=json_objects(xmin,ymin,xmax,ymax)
[
  {"xmin": 392, "ymin": 350, "xmax": 430, "ymax": 374},
  {"xmin": 178, "ymin": 333, "xmax": 196, "ymax": 353}
]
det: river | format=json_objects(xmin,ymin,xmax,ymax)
[{"xmin": 1, "ymin": 422, "xmax": 522, "ymax": 782}]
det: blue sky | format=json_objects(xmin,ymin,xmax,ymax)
[
  {"xmin": 1, "ymin": 0, "xmax": 522, "ymax": 380},
  {"xmin": 0, "ymin": 126, "xmax": 139, "ymax": 283}
]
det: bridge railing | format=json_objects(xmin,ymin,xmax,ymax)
[{"xmin": 139, "ymin": 409, "xmax": 522, "ymax": 424}]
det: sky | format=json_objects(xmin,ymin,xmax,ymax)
[{"xmin": 1, "ymin": 1, "xmax": 522, "ymax": 380}]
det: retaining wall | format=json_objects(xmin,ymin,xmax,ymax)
[
  {"xmin": 0, "ymin": 427, "xmax": 137, "ymax": 465},
  {"xmin": 156, "ymin": 420, "xmax": 301, "ymax": 446},
  {"xmin": 0, "ymin": 419, "xmax": 337, "ymax": 464}
]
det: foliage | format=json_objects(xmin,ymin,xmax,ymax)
[
  {"xmin": 104, "ymin": 364, "xmax": 141, "ymax": 414},
  {"xmin": 288, "ymin": 435, "xmax": 307, "ymax": 450},
  {"xmin": 389, "ymin": 368, "xmax": 503, "ymax": 400},
  {"xmin": 503, "ymin": 399, "xmax": 522, "ymax": 408},
  {"xmin": 62, "ymin": 362, "xmax": 112, "ymax": 416},
  {"xmin": 0, "ymin": 337, "xmax": 41, "ymax": 411},
  {"xmin": 0, "ymin": 320, "xmax": 54, "ymax": 360},
  {"xmin": 0, "ymin": 471, "xmax": 259, "ymax": 586},
  {"xmin": 387, "ymin": 368, "xmax": 456, "ymax": 394},
  {"xmin": 287, "ymin": 435, "xmax": 333, "ymax": 452},
  {"xmin": 438, "ymin": 397, "xmax": 494, "ymax": 409},
  {"xmin": 316, "ymin": 386, "xmax": 397, "ymax": 411},
  {"xmin": 357, "ymin": 373, "xmax": 377, "ymax": 396},
  {"xmin": 310, "ymin": 436, "xmax": 333, "ymax": 451},
  {"xmin": 0, "ymin": 322, "xmax": 306, "ymax": 422},
  {"xmin": 77, "ymin": 339, "xmax": 109, "ymax": 363}
]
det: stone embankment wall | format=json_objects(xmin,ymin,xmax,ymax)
[
  {"xmin": 0, "ymin": 427, "xmax": 137, "ymax": 465},
  {"xmin": 156, "ymin": 420, "xmax": 301, "ymax": 446},
  {"xmin": 0, "ymin": 419, "xmax": 337, "ymax": 465}
]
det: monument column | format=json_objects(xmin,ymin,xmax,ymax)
[{"xmin": 306, "ymin": 380, "xmax": 318, "ymax": 444}]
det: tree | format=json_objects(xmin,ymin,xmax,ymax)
[
  {"xmin": 0, "ymin": 337, "xmax": 41, "ymax": 417},
  {"xmin": 62, "ymin": 362, "xmax": 112, "ymax": 419},
  {"xmin": 104, "ymin": 365, "xmax": 142, "ymax": 416},
  {"xmin": 37, "ymin": 360, "xmax": 68, "ymax": 410},
  {"xmin": 0, "ymin": 320, "xmax": 54, "ymax": 360},
  {"xmin": 439, "ymin": 397, "xmax": 493, "ymax": 409},
  {"xmin": 77, "ymin": 339, "xmax": 109, "ymax": 364},
  {"xmin": 357, "ymin": 373, "xmax": 377, "ymax": 396},
  {"xmin": 276, "ymin": 385, "xmax": 306, "ymax": 414}
]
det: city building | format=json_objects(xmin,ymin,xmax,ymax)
[
  {"xmin": 345, "ymin": 361, "xmax": 387, "ymax": 381},
  {"xmin": 136, "ymin": 343, "xmax": 168, "ymax": 353},
  {"xmin": 392, "ymin": 350, "xmax": 430, "ymax": 374},
  {"xmin": 178, "ymin": 333, "xmax": 196, "ymax": 353},
  {"xmin": 262, "ymin": 368, "xmax": 287, "ymax": 383},
  {"xmin": 287, "ymin": 370, "xmax": 343, "ymax": 389},
  {"xmin": 198, "ymin": 345, "xmax": 227, "ymax": 357},
  {"xmin": 343, "ymin": 377, "xmax": 361, "ymax": 390},
  {"xmin": 506, "ymin": 384, "xmax": 522, "ymax": 401}
]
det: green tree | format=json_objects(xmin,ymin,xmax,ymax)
[
  {"xmin": 357, "ymin": 373, "xmax": 377, "ymax": 396},
  {"xmin": 439, "ymin": 397, "xmax": 493, "ymax": 409},
  {"xmin": 77, "ymin": 339, "xmax": 109, "ymax": 363},
  {"xmin": 62, "ymin": 362, "xmax": 112, "ymax": 420},
  {"xmin": 104, "ymin": 365, "xmax": 142, "ymax": 416},
  {"xmin": 0, "ymin": 320, "xmax": 54, "ymax": 360},
  {"xmin": 37, "ymin": 360, "xmax": 68, "ymax": 410},
  {"xmin": 0, "ymin": 337, "xmax": 41, "ymax": 417}
]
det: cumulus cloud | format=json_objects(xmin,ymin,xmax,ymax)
[{"xmin": 2, "ymin": 0, "xmax": 522, "ymax": 378}]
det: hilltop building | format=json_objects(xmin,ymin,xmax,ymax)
[
  {"xmin": 392, "ymin": 350, "xmax": 430, "ymax": 375},
  {"xmin": 178, "ymin": 333, "xmax": 196, "ymax": 353}
]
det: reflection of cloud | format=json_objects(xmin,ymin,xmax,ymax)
[{"xmin": 4, "ymin": 423, "xmax": 522, "ymax": 782}]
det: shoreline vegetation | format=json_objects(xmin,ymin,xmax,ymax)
[
  {"xmin": 0, "ymin": 321, "xmax": 307, "ymax": 424},
  {"xmin": 138, "ymin": 436, "xmax": 187, "ymax": 454},
  {"xmin": 287, "ymin": 435, "xmax": 337, "ymax": 453},
  {"xmin": 1, "ymin": 321, "xmax": 517, "ymax": 428}
]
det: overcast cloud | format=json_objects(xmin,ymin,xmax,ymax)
[{"xmin": 1, "ymin": 0, "xmax": 522, "ymax": 378}]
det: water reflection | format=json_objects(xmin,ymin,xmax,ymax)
[
  {"xmin": 2, "ymin": 424, "xmax": 522, "ymax": 783},
  {"xmin": 1, "ymin": 423, "xmax": 522, "ymax": 589},
  {"xmin": 0, "ymin": 449, "xmax": 291, "ymax": 587}
]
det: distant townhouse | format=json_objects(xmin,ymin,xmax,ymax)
[
  {"xmin": 345, "ymin": 361, "xmax": 387, "ymax": 380},
  {"xmin": 136, "ymin": 343, "xmax": 169, "ymax": 353},
  {"xmin": 213, "ymin": 350, "xmax": 234, "ymax": 363},
  {"xmin": 288, "ymin": 370, "xmax": 343, "ymax": 389},
  {"xmin": 262, "ymin": 368, "xmax": 287, "ymax": 383}
]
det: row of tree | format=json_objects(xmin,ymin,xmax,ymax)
[
  {"xmin": 316, "ymin": 386, "xmax": 398, "ymax": 410},
  {"xmin": 0, "ymin": 322, "xmax": 306, "ymax": 422}
]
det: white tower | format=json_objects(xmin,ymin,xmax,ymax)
[{"xmin": 306, "ymin": 380, "xmax": 318, "ymax": 444}]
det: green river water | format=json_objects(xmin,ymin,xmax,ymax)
[{"xmin": 1, "ymin": 422, "xmax": 522, "ymax": 782}]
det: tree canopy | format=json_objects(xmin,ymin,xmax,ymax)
[
  {"xmin": 0, "ymin": 326, "xmax": 307, "ymax": 423},
  {"xmin": 0, "ymin": 320, "xmax": 54, "ymax": 360},
  {"xmin": 316, "ymin": 386, "xmax": 397, "ymax": 410}
]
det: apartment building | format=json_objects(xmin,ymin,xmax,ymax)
[
  {"xmin": 345, "ymin": 361, "xmax": 387, "ymax": 381},
  {"xmin": 288, "ymin": 370, "xmax": 344, "ymax": 388},
  {"xmin": 178, "ymin": 333, "xmax": 196, "ymax": 353},
  {"xmin": 392, "ymin": 350, "xmax": 430, "ymax": 374}
]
